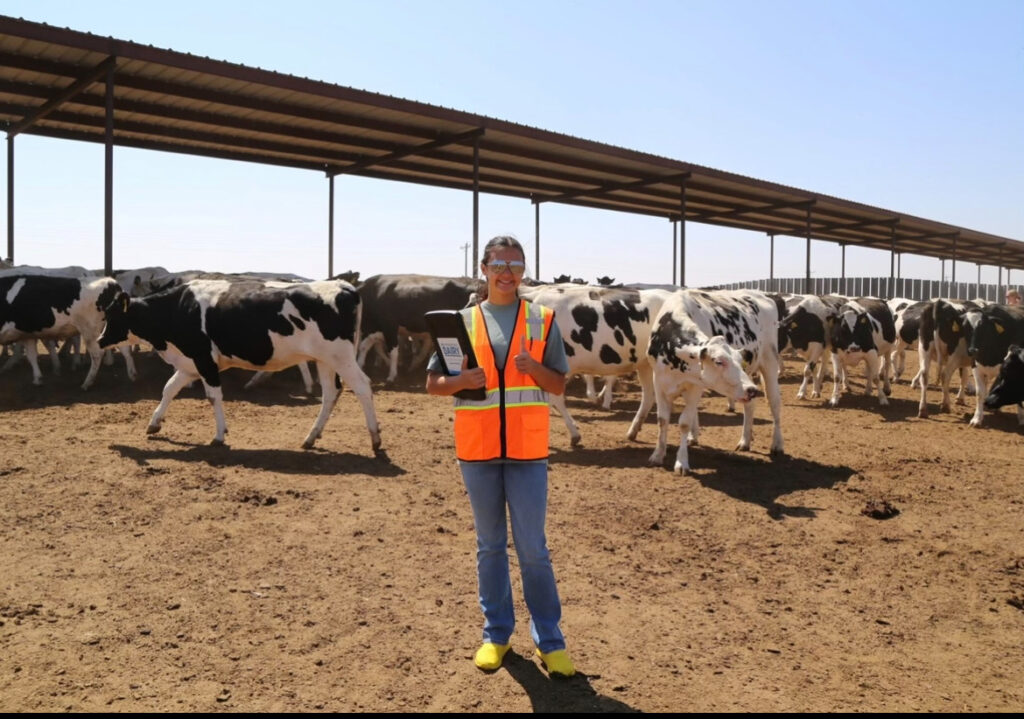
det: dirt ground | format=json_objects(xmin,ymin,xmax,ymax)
[{"xmin": 1, "ymin": 349, "xmax": 1022, "ymax": 712}]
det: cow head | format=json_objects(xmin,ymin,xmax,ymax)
[
  {"xmin": 552, "ymin": 274, "xmax": 571, "ymax": 283},
  {"xmin": 782, "ymin": 306, "xmax": 825, "ymax": 353},
  {"xmin": 967, "ymin": 307, "xmax": 1020, "ymax": 367},
  {"xmin": 831, "ymin": 307, "xmax": 876, "ymax": 355},
  {"xmin": 98, "ymin": 290, "xmax": 133, "ymax": 349},
  {"xmin": 984, "ymin": 345, "xmax": 1024, "ymax": 410},
  {"xmin": 697, "ymin": 336, "xmax": 760, "ymax": 405},
  {"xmin": 596, "ymin": 276, "xmax": 616, "ymax": 286}
]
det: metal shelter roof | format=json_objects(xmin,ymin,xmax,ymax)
[{"xmin": 2, "ymin": 14, "xmax": 1022, "ymax": 273}]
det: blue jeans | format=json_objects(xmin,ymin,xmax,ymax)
[{"xmin": 459, "ymin": 460, "xmax": 565, "ymax": 653}]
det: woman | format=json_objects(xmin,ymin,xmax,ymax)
[{"xmin": 425, "ymin": 235, "xmax": 575, "ymax": 677}]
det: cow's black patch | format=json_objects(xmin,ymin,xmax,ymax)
[
  {"xmin": 599, "ymin": 344, "xmax": 623, "ymax": 365},
  {"xmin": 570, "ymin": 305, "xmax": 599, "ymax": 352}
]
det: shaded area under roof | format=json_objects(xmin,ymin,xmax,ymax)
[{"xmin": 1, "ymin": 14, "xmax": 1022, "ymax": 272}]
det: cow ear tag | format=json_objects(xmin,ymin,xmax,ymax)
[
  {"xmin": 120, "ymin": 293, "xmax": 129, "ymax": 311},
  {"xmin": 995, "ymin": 322, "xmax": 1004, "ymax": 334},
  {"xmin": 952, "ymin": 321, "xmax": 959, "ymax": 332},
  {"xmin": 790, "ymin": 321, "xmax": 797, "ymax": 329}
]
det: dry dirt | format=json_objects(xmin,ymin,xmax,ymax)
[{"xmin": 1, "ymin": 350, "xmax": 1023, "ymax": 712}]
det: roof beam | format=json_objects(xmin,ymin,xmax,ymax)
[
  {"xmin": 687, "ymin": 198, "xmax": 815, "ymax": 223},
  {"xmin": 327, "ymin": 128, "xmax": 485, "ymax": 177},
  {"xmin": 771, "ymin": 215, "xmax": 900, "ymax": 237},
  {"xmin": 6, "ymin": 55, "xmax": 116, "ymax": 137},
  {"xmin": 533, "ymin": 171, "xmax": 690, "ymax": 204}
]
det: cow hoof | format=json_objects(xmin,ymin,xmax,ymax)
[
  {"xmin": 210, "ymin": 438, "xmax": 225, "ymax": 446},
  {"xmin": 570, "ymin": 436, "xmax": 582, "ymax": 448},
  {"xmin": 301, "ymin": 439, "xmax": 316, "ymax": 449},
  {"xmin": 939, "ymin": 403, "xmax": 951, "ymax": 413},
  {"xmin": 917, "ymin": 408, "xmax": 928, "ymax": 419},
  {"xmin": 145, "ymin": 424, "xmax": 161, "ymax": 435},
  {"xmin": 673, "ymin": 462, "xmax": 689, "ymax": 475},
  {"xmin": 736, "ymin": 442, "xmax": 751, "ymax": 452},
  {"xmin": 969, "ymin": 419, "xmax": 982, "ymax": 428},
  {"xmin": 770, "ymin": 446, "xmax": 786, "ymax": 457},
  {"xmin": 827, "ymin": 399, "xmax": 839, "ymax": 408},
  {"xmin": 647, "ymin": 455, "xmax": 664, "ymax": 467}
]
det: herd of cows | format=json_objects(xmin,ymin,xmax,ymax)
[{"xmin": 1, "ymin": 263, "xmax": 1023, "ymax": 474}]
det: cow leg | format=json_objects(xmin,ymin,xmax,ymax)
[
  {"xmin": 298, "ymin": 361, "xmax": 315, "ymax": 394},
  {"xmin": 0, "ymin": 342, "xmax": 23, "ymax": 375},
  {"xmin": 937, "ymin": 359, "xmax": 958, "ymax": 413},
  {"xmin": 969, "ymin": 365, "xmax": 989, "ymax": 428},
  {"xmin": 548, "ymin": 391, "xmax": 582, "ymax": 447},
  {"xmin": 865, "ymin": 352, "xmax": 887, "ymax": 406},
  {"xmin": 671, "ymin": 385, "xmax": 703, "ymax": 474},
  {"xmin": 917, "ymin": 341, "xmax": 932, "ymax": 417},
  {"xmin": 1017, "ymin": 403, "xmax": 1024, "ymax": 426},
  {"xmin": 79, "ymin": 337, "xmax": 106, "ymax": 390},
  {"xmin": 42, "ymin": 339, "xmax": 61, "ymax": 375},
  {"xmin": 627, "ymin": 365, "xmax": 656, "ymax": 441},
  {"xmin": 583, "ymin": 374, "xmax": 598, "ymax": 403},
  {"xmin": 243, "ymin": 370, "xmax": 271, "ymax": 390},
  {"xmin": 325, "ymin": 356, "xmax": 381, "ymax": 453},
  {"xmin": 880, "ymin": 350, "xmax": 893, "ymax": 397},
  {"xmin": 356, "ymin": 332, "xmax": 383, "ymax": 369},
  {"xmin": 384, "ymin": 345, "xmax": 400, "ymax": 384},
  {"xmin": 828, "ymin": 353, "xmax": 844, "ymax": 408},
  {"xmin": 148, "ymin": 369, "xmax": 198, "ymax": 435},
  {"xmin": 598, "ymin": 376, "xmax": 616, "ymax": 410},
  {"xmin": 22, "ymin": 341, "xmax": 44, "ymax": 385},
  {"xmin": 647, "ymin": 370, "xmax": 678, "ymax": 468},
  {"xmin": 797, "ymin": 343, "xmax": 823, "ymax": 399},
  {"xmin": 953, "ymin": 365, "xmax": 970, "ymax": 405},
  {"xmin": 757, "ymin": 354, "xmax": 785, "ymax": 456},
  {"xmin": 119, "ymin": 345, "xmax": 138, "ymax": 381}
]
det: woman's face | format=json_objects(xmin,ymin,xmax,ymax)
[{"xmin": 481, "ymin": 246, "xmax": 526, "ymax": 304}]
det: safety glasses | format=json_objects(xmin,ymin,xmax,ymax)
[{"xmin": 485, "ymin": 260, "xmax": 526, "ymax": 276}]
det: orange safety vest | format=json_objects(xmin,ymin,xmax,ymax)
[{"xmin": 453, "ymin": 300, "xmax": 554, "ymax": 462}]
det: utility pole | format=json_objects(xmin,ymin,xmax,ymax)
[{"xmin": 459, "ymin": 242, "xmax": 470, "ymax": 277}]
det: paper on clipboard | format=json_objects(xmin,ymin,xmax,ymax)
[{"xmin": 424, "ymin": 310, "xmax": 485, "ymax": 400}]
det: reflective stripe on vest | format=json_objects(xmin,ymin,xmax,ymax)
[{"xmin": 453, "ymin": 300, "xmax": 553, "ymax": 461}]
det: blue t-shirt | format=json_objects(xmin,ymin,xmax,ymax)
[{"xmin": 426, "ymin": 300, "xmax": 569, "ymax": 375}]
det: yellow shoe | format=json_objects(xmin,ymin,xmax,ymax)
[
  {"xmin": 474, "ymin": 642, "xmax": 511, "ymax": 671},
  {"xmin": 536, "ymin": 648, "xmax": 576, "ymax": 678}
]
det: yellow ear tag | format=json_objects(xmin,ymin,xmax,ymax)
[
  {"xmin": 790, "ymin": 322, "xmax": 797, "ymax": 329},
  {"xmin": 952, "ymin": 321, "xmax": 959, "ymax": 332},
  {"xmin": 995, "ymin": 323, "xmax": 1004, "ymax": 334}
]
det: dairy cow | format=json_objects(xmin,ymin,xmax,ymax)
[
  {"xmin": 647, "ymin": 289, "xmax": 783, "ymax": 474},
  {"xmin": 98, "ymin": 278, "xmax": 381, "ymax": 451},
  {"xmin": 781, "ymin": 294, "xmax": 847, "ymax": 399},
  {"xmin": 0, "ymin": 273, "xmax": 134, "ymax": 389},
  {"xmin": 983, "ymin": 345, "xmax": 1024, "ymax": 419},
  {"xmin": 516, "ymin": 283, "xmax": 671, "ymax": 446},
  {"xmin": 828, "ymin": 298, "xmax": 896, "ymax": 407},
  {"xmin": 356, "ymin": 274, "xmax": 478, "ymax": 383},
  {"xmin": 916, "ymin": 298, "xmax": 982, "ymax": 417},
  {"xmin": 967, "ymin": 304, "xmax": 1024, "ymax": 427},
  {"xmin": 888, "ymin": 297, "xmax": 930, "ymax": 384}
]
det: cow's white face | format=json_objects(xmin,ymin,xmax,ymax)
[{"xmin": 697, "ymin": 336, "xmax": 759, "ymax": 404}]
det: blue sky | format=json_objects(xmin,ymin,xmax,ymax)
[{"xmin": 3, "ymin": 1, "xmax": 1023, "ymax": 287}]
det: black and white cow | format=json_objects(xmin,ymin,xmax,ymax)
[
  {"xmin": 916, "ymin": 298, "xmax": 982, "ymax": 418},
  {"xmin": 983, "ymin": 345, "xmax": 1024, "ymax": 420},
  {"xmin": 828, "ymin": 297, "xmax": 896, "ymax": 407},
  {"xmin": 966, "ymin": 303, "xmax": 1024, "ymax": 427},
  {"xmin": 356, "ymin": 274, "xmax": 478, "ymax": 383},
  {"xmin": 516, "ymin": 283, "xmax": 672, "ymax": 446},
  {"xmin": 98, "ymin": 278, "xmax": 381, "ymax": 451},
  {"xmin": 647, "ymin": 289, "xmax": 783, "ymax": 474},
  {"xmin": 0, "ymin": 273, "xmax": 134, "ymax": 389},
  {"xmin": 888, "ymin": 297, "xmax": 931, "ymax": 384},
  {"xmin": 781, "ymin": 294, "xmax": 847, "ymax": 399}
]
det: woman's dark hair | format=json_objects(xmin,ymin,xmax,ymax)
[{"xmin": 476, "ymin": 235, "xmax": 526, "ymax": 301}]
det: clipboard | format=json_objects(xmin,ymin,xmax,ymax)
[{"xmin": 424, "ymin": 310, "xmax": 486, "ymax": 400}]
